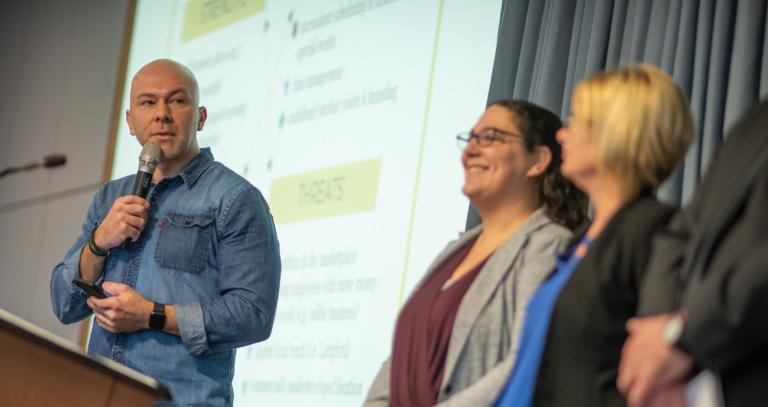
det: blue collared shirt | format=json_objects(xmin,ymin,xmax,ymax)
[{"xmin": 51, "ymin": 148, "xmax": 281, "ymax": 406}]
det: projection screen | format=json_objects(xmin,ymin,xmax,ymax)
[{"xmin": 112, "ymin": 0, "xmax": 502, "ymax": 404}]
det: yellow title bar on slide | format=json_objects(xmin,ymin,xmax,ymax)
[
  {"xmin": 269, "ymin": 159, "xmax": 381, "ymax": 224},
  {"xmin": 182, "ymin": 0, "xmax": 266, "ymax": 42}
]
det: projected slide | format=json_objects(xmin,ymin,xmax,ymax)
[{"xmin": 113, "ymin": 0, "xmax": 501, "ymax": 405}]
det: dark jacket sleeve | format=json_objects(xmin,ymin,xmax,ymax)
[
  {"xmin": 677, "ymin": 171, "xmax": 768, "ymax": 371},
  {"xmin": 620, "ymin": 198, "xmax": 677, "ymax": 312},
  {"xmin": 637, "ymin": 210, "xmax": 690, "ymax": 316},
  {"xmin": 681, "ymin": 241, "xmax": 768, "ymax": 371}
]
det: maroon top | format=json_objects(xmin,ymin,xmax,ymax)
[{"xmin": 390, "ymin": 239, "xmax": 488, "ymax": 407}]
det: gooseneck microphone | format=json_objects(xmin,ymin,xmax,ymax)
[
  {"xmin": 0, "ymin": 154, "xmax": 68, "ymax": 178},
  {"xmin": 132, "ymin": 143, "xmax": 161, "ymax": 198},
  {"xmin": 42, "ymin": 154, "xmax": 67, "ymax": 168}
]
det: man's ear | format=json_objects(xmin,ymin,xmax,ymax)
[
  {"xmin": 197, "ymin": 106, "xmax": 208, "ymax": 131},
  {"xmin": 125, "ymin": 109, "xmax": 136, "ymax": 136},
  {"xmin": 527, "ymin": 146, "xmax": 552, "ymax": 178}
]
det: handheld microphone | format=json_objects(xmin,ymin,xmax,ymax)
[
  {"xmin": 0, "ymin": 154, "xmax": 67, "ymax": 178},
  {"xmin": 132, "ymin": 143, "xmax": 161, "ymax": 198},
  {"xmin": 121, "ymin": 143, "xmax": 160, "ymax": 247}
]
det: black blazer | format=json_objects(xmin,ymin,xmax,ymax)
[
  {"xmin": 639, "ymin": 100, "xmax": 768, "ymax": 406},
  {"xmin": 533, "ymin": 194, "xmax": 676, "ymax": 407}
]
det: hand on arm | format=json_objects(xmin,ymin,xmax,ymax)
[
  {"xmin": 617, "ymin": 314, "xmax": 694, "ymax": 407},
  {"xmin": 86, "ymin": 282, "xmax": 179, "ymax": 336},
  {"xmin": 78, "ymin": 196, "xmax": 149, "ymax": 282}
]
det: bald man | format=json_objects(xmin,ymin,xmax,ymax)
[{"xmin": 51, "ymin": 59, "xmax": 281, "ymax": 406}]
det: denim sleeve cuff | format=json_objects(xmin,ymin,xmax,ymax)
[
  {"xmin": 62, "ymin": 246, "xmax": 84, "ymax": 279},
  {"xmin": 175, "ymin": 303, "xmax": 209, "ymax": 356},
  {"xmin": 50, "ymin": 245, "xmax": 93, "ymax": 323},
  {"xmin": 65, "ymin": 246, "xmax": 108, "ymax": 285},
  {"xmin": 59, "ymin": 246, "xmax": 90, "ymax": 299}
]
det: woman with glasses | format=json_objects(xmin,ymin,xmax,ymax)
[
  {"xmin": 494, "ymin": 65, "xmax": 694, "ymax": 407},
  {"xmin": 365, "ymin": 100, "xmax": 587, "ymax": 407}
]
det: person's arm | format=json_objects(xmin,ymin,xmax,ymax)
[
  {"xmin": 616, "ymin": 201, "xmax": 675, "ymax": 310},
  {"xmin": 175, "ymin": 186, "xmax": 281, "ymax": 355},
  {"xmin": 363, "ymin": 358, "xmax": 391, "ymax": 407},
  {"xmin": 679, "ymin": 103, "xmax": 768, "ymax": 369},
  {"xmin": 616, "ymin": 204, "xmax": 704, "ymax": 405},
  {"xmin": 84, "ymin": 281, "xmax": 179, "ymax": 335},
  {"xmin": 50, "ymin": 188, "xmax": 116, "ymax": 324},
  {"xmin": 618, "ymin": 313, "xmax": 695, "ymax": 406},
  {"xmin": 51, "ymin": 185, "xmax": 152, "ymax": 328},
  {"xmin": 51, "ymin": 208, "xmax": 100, "ymax": 324},
  {"xmin": 613, "ymin": 205, "xmax": 693, "ymax": 406},
  {"xmin": 619, "ymin": 184, "xmax": 768, "ymax": 405},
  {"xmin": 679, "ymin": 240, "xmax": 768, "ymax": 370},
  {"xmin": 78, "ymin": 195, "xmax": 149, "ymax": 282},
  {"xmin": 637, "ymin": 209, "xmax": 692, "ymax": 316}
]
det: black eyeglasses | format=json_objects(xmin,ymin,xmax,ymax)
[{"xmin": 456, "ymin": 128, "xmax": 523, "ymax": 149}]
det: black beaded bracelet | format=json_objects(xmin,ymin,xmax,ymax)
[{"xmin": 88, "ymin": 228, "xmax": 109, "ymax": 257}]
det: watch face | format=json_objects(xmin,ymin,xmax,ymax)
[
  {"xmin": 662, "ymin": 314, "xmax": 684, "ymax": 345},
  {"xmin": 150, "ymin": 303, "xmax": 166, "ymax": 330}
]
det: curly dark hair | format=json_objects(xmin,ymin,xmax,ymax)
[{"xmin": 490, "ymin": 99, "xmax": 588, "ymax": 230}]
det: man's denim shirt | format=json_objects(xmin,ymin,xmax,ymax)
[{"xmin": 51, "ymin": 148, "xmax": 281, "ymax": 406}]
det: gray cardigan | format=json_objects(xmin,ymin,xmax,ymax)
[{"xmin": 364, "ymin": 209, "xmax": 571, "ymax": 406}]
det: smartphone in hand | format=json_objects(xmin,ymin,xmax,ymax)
[{"xmin": 72, "ymin": 277, "xmax": 111, "ymax": 299}]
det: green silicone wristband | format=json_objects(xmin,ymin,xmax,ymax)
[{"xmin": 88, "ymin": 228, "xmax": 109, "ymax": 257}]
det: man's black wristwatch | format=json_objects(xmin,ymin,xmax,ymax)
[{"xmin": 149, "ymin": 302, "xmax": 166, "ymax": 330}]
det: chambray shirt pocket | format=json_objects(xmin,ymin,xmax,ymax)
[{"xmin": 155, "ymin": 212, "xmax": 214, "ymax": 274}]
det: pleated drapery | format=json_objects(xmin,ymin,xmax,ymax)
[{"xmin": 480, "ymin": 0, "xmax": 767, "ymax": 212}]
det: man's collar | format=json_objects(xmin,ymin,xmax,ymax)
[{"xmin": 178, "ymin": 147, "xmax": 214, "ymax": 187}]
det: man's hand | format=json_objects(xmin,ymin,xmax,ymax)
[
  {"xmin": 617, "ymin": 314, "xmax": 695, "ymax": 406},
  {"xmin": 94, "ymin": 196, "xmax": 150, "ymax": 250},
  {"xmin": 78, "ymin": 196, "xmax": 149, "ymax": 283},
  {"xmin": 87, "ymin": 282, "xmax": 152, "ymax": 333}
]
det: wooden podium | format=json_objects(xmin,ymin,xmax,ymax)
[{"xmin": 0, "ymin": 308, "xmax": 171, "ymax": 406}]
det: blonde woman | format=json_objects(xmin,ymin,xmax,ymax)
[{"xmin": 494, "ymin": 65, "xmax": 694, "ymax": 407}]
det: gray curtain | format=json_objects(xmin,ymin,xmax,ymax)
[{"xmin": 468, "ymin": 0, "xmax": 767, "ymax": 230}]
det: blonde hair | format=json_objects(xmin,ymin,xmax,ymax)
[{"xmin": 571, "ymin": 64, "xmax": 694, "ymax": 198}]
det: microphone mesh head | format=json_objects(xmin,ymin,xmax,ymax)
[
  {"xmin": 139, "ymin": 143, "xmax": 161, "ymax": 173},
  {"xmin": 140, "ymin": 143, "xmax": 161, "ymax": 162}
]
